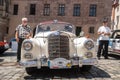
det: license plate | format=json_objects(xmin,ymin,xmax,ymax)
[
  {"xmin": 48, "ymin": 58, "xmax": 71, "ymax": 69},
  {"xmin": 48, "ymin": 61, "xmax": 71, "ymax": 69}
]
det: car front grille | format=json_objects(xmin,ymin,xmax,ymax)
[{"xmin": 48, "ymin": 34, "xmax": 69, "ymax": 60}]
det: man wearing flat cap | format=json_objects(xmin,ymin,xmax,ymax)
[{"xmin": 97, "ymin": 18, "xmax": 111, "ymax": 60}]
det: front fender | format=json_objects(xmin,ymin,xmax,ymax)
[
  {"xmin": 74, "ymin": 37, "xmax": 96, "ymax": 58},
  {"xmin": 21, "ymin": 38, "xmax": 42, "ymax": 61}
]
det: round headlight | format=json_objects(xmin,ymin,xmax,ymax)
[
  {"xmin": 84, "ymin": 40, "xmax": 94, "ymax": 50},
  {"xmin": 24, "ymin": 53, "xmax": 33, "ymax": 59},
  {"xmin": 23, "ymin": 41, "xmax": 33, "ymax": 51}
]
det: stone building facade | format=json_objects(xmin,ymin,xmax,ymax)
[
  {"xmin": 0, "ymin": 0, "xmax": 9, "ymax": 41},
  {"xmin": 111, "ymin": 0, "xmax": 120, "ymax": 30},
  {"xmin": 8, "ymin": 0, "xmax": 112, "ymax": 40}
]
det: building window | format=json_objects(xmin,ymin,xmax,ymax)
[
  {"xmin": 0, "ymin": 0, "xmax": 3, "ymax": 6},
  {"xmin": 30, "ymin": 4, "xmax": 36, "ymax": 15},
  {"xmin": 5, "ymin": 1, "xmax": 9, "ymax": 13},
  {"xmin": 58, "ymin": 4, "xmax": 65, "ymax": 16},
  {"xmin": 89, "ymin": 27, "xmax": 94, "ymax": 34},
  {"xmin": 13, "ymin": 4, "xmax": 18, "ymax": 15},
  {"xmin": 73, "ymin": 4, "xmax": 80, "ymax": 16},
  {"xmin": 43, "ymin": 4, "xmax": 50, "ymax": 16},
  {"xmin": 6, "ymin": 27, "xmax": 9, "ymax": 34},
  {"xmin": 89, "ymin": 4, "xmax": 97, "ymax": 17}
]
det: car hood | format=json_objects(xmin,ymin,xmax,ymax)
[{"xmin": 34, "ymin": 31, "xmax": 76, "ymax": 38}]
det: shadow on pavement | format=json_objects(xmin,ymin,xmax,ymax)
[
  {"xmin": 108, "ymin": 53, "xmax": 120, "ymax": 60},
  {"xmin": 24, "ymin": 66, "xmax": 111, "ymax": 79},
  {"xmin": 0, "ymin": 50, "xmax": 17, "ymax": 57}
]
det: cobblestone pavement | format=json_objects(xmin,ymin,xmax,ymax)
[{"xmin": 0, "ymin": 49, "xmax": 120, "ymax": 80}]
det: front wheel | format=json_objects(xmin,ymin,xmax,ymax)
[
  {"xmin": 25, "ymin": 67, "xmax": 37, "ymax": 75},
  {"xmin": 81, "ymin": 65, "xmax": 92, "ymax": 71},
  {"xmin": 0, "ymin": 49, "xmax": 5, "ymax": 54}
]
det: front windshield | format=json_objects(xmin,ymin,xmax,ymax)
[{"xmin": 35, "ymin": 23, "xmax": 75, "ymax": 34}]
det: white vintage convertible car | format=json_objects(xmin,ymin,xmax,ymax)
[{"xmin": 20, "ymin": 20, "xmax": 97, "ymax": 75}]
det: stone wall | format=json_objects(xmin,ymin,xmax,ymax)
[
  {"xmin": 8, "ymin": 0, "xmax": 112, "ymax": 41},
  {"xmin": 0, "ymin": 0, "xmax": 9, "ymax": 41}
]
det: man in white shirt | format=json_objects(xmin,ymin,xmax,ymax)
[{"xmin": 97, "ymin": 18, "xmax": 111, "ymax": 59}]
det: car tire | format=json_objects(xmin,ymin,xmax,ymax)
[
  {"xmin": 0, "ymin": 50, "xmax": 5, "ymax": 54},
  {"xmin": 25, "ymin": 67, "xmax": 37, "ymax": 75},
  {"xmin": 81, "ymin": 65, "xmax": 92, "ymax": 71}
]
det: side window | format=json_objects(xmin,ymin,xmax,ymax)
[
  {"xmin": 33, "ymin": 27, "xmax": 36, "ymax": 37},
  {"xmin": 76, "ymin": 27, "xmax": 82, "ymax": 36}
]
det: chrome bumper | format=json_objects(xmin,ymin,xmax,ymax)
[
  {"xmin": 20, "ymin": 58, "xmax": 98, "ymax": 69},
  {"xmin": 81, "ymin": 58, "xmax": 98, "ymax": 65},
  {"xmin": 20, "ymin": 60, "xmax": 38, "ymax": 67}
]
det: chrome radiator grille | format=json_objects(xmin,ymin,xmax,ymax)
[{"xmin": 48, "ymin": 35, "xmax": 69, "ymax": 60}]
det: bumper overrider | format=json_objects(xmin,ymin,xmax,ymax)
[{"xmin": 20, "ymin": 57, "xmax": 98, "ymax": 69}]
